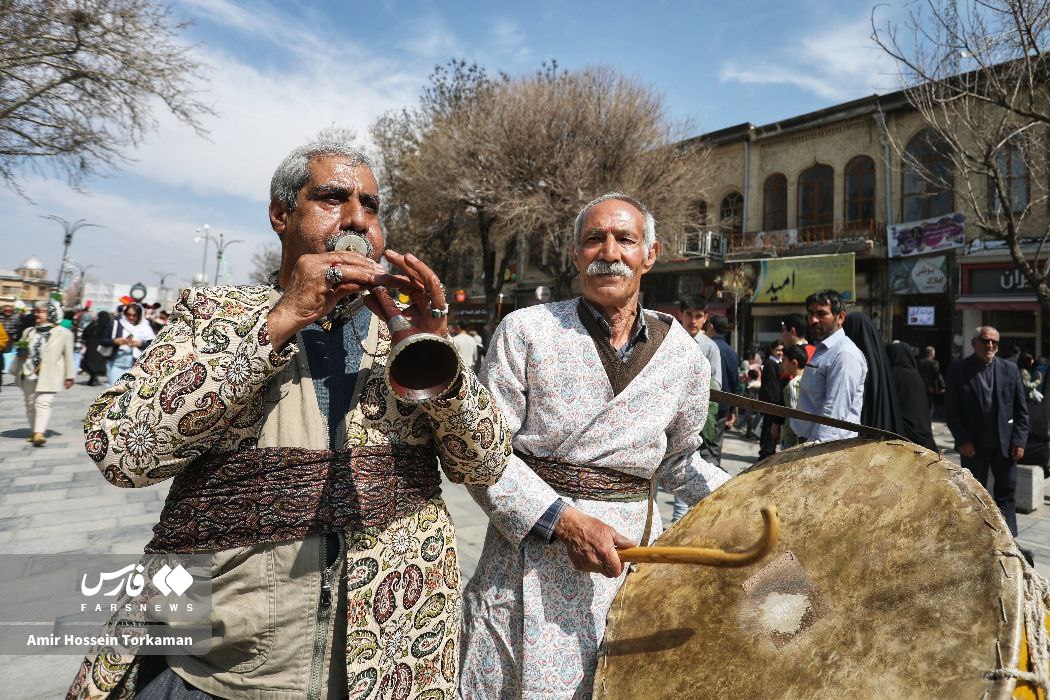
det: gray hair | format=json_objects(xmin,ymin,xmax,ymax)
[
  {"xmin": 270, "ymin": 140, "xmax": 378, "ymax": 212},
  {"xmin": 972, "ymin": 326, "xmax": 999, "ymax": 341},
  {"xmin": 573, "ymin": 192, "xmax": 657, "ymax": 254}
]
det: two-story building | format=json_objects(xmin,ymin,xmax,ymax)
[
  {"xmin": 0, "ymin": 257, "xmax": 57, "ymax": 305},
  {"xmin": 653, "ymin": 87, "xmax": 1045, "ymax": 360},
  {"xmin": 456, "ymin": 84, "xmax": 1047, "ymax": 361}
]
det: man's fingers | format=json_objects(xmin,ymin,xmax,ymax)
[
  {"xmin": 403, "ymin": 253, "xmax": 447, "ymax": 309},
  {"xmin": 385, "ymin": 250, "xmax": 446, "ymax": 308},
  {"xmin": 598, "ymin": 546, "xmax": 625, "ymax": 578},
  {"xmin": 326, "ymin": 250, "xmax": 386, "ymax": 273},
  {"xmin": 611, "ymin": 531, "xmax": 637, "ymax": 549}
]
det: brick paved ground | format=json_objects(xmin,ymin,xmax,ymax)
[{"xmin": 0, "ymin": 372, "xmax": 1046, "ymax": 698}]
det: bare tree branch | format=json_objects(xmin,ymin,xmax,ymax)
[
  {"xmin": 874, "ymin": 0, "xmax": 1050, "ymax": 312},
  {"xmin": 0, "ymin": 0, "xmax": 213, "ymax": 190},
  {"xmin": 370, "ymin": 60, "xmax": 707, "ymax": 333}
]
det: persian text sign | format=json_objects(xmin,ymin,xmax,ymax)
[
  {"xmin": 750, "ymin": 253, "xmax": 855, "ymax": 304},
  {"xmin": 890, "ymin": 255, "xmax": 948, "ymax": 295},
  {"xmin": 964, "ymin": 263, "xmax": 1042, "ymax": 296},
  {"xmin": 887, "ymin": 213, "xmax": 966, "ymax": 258}
]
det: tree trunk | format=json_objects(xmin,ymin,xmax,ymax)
[{"xmin": 479, "ymin": 212, "xmax": 517, "ymax": 337}]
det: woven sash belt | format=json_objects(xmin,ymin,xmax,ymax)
[
  {"xmin": 146, "ymin": 444, "xmax": 441, "ymax": 553},
  {"xmin": 516, "ymin": 451, "xmax": 649, "ymax": 503}
]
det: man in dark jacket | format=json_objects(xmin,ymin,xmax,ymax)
[
  {"xmin": 757, "ymin": 341, "xmax": 784, "ymax": 458},
  {"xmin": 704, "ymin": 314, "xmax": 739, "ymax": 468},
  {"xmin": 917, "ymin": 345, "xmax": 945, "ymax": 420},
  {"xmin": 945, "ymin": 326, "xmax": 1029, "ymax": 537}
]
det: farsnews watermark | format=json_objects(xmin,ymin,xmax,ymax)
[
  {"xmin": 78, "ymin": 562, "xmax": 196, "ymax": 612},
  {"xmin": 0, "ymin": 553, "xmax": 214, "ymax": 655}
]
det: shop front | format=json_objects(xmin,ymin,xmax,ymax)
[
  {"xmin": 639, "ymin": 263, "xmax": 726, "ymax": 320},
  {"xmin": 956, "ymin": 258, "xmax": 1045, "ymax": 357},
  {"xmin": 888, "ymin": 253, "xmax": 954, "ymax": 361},
  {"xmin": 739, "ymin": 252, "xmax": 856, "ymax": 351}
]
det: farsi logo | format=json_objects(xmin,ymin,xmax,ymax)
[{"xmin": 80, "ymin": 564, "xmax": 194, "ymax": 597}]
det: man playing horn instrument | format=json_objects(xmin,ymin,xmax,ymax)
[
  {"xmin": 459, "ymin": 193, "xmax": 729, "ymax": 699},
  {"xmin": 69, "ymin": 139, "xmax": 511, "ymax": 699}
]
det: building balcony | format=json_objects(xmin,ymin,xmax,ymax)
[
  {"xmin": 726, "ymin": 219, "xmax": 886, "ymax": 258},
  {"xmin": 678, "ymin": 229, "xmax": 728, "ymax": 260}
]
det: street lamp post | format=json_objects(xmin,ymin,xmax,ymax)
[
  {"xmin": 152, "ymin": 270, "xmax": 174, "ymax": 305},
  {"xmin": 194, "ymin": 229, "xmax": 244, "ymax": 286},
  {"xmin": 213, "ymin": 232, "xmax": 244, "ymax": 285},
  {"xmin": 194, "ymin": 225, "xmax": 210, "ymax": 286},
  {"xmin": 41, "ymin": 215, "xmax": 102, "ymax": 290},
  {"xmin": 62, "ymin": 260, "xmax": 98, "ymax": 306}
]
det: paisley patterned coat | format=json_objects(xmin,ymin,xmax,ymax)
[
  {"xmin": 68, "ymin": 285, "xmax": 511, "ymax": 700},
  {"xmin": 460, "ymin": 299, "xmax": 730, "ymax": 699}
]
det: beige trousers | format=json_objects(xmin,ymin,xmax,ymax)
[{"xmin": 20, "ymin": 379, "xmax": 55, "ymax": 434}]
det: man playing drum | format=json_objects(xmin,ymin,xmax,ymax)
[{"xmin": 459, "ymin": 193, "xmax": 729, "ymax": 699}]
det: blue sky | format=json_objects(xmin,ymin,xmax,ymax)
[{"xmin": 0, "ymin": 0, "xmax": 905, "ymax": 294}]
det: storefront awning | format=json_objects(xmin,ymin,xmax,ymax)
[{"xmin": 954, "ymin": 295, "xmax": 1039, "ymax": 311}]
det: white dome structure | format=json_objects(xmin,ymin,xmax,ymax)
[{"xmin": 20, "ymin": 256, "xmax": 43, "ymax": 270}]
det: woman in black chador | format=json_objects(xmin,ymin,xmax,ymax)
[
  {"xmin": 885, "ymin": 341, "xmax": 937, "ymax": 451},
  {"xmin": 842, "ymin": 312, "xmax": 903, "ymax": 435},
  {"xmin": 79, "ymin": 310, "xmax": 112, "ymax": 386}
]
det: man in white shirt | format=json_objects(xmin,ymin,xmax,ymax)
[
  {"xmin": 790, "ymin": 289, "xmax": 867, "ymax": 443},
  {"xmin": 450, "ymin": 319, "xmax": 479, "ymax": 371}
]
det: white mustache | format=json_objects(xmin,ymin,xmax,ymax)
[{"xmin": 586, "ymin": 260, "xmax": 634, "ymax": 279}]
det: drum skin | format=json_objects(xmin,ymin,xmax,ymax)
[{"xmin": 594, "ymin": 439, "xmax": 1028, "ymax": 699}]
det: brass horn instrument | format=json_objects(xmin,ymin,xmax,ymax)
[{"xmin": 332, "ymin": 234, "xmax": 462, "ymax": 403}]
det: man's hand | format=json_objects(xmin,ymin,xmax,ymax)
[
  {"xmin": 959, "ymin": 442, "xmax": 976, "ymax": 458},
  {"xmin": 64, "ymin": 378, "xmax": 74, "ymax": 390},
  {"xmin": 552, "ymin": 507, "xmax": 636, "ymax": 578},
  {"xmin": 267, "ymin": 251, "xmax": 403, "ymax": 348},
  {"xmin": 1011, "ymin": 445, "xmax": 1025, "ymax": 460},
  {"xmin": 725, "ymin": 412, "xmax": 736, "ymax": 430},
  {"xmin": 382, "ymin": 250, "xmax": 450, "ymax": 338}
]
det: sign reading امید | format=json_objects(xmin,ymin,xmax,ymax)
[{"xmin": 749, "ymin": 253, "xmax": 855, "ymax": 304}]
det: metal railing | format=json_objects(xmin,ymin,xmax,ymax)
[
  {"xmin": 679, "ymin": 229, "xmax": 728, "ymax": 259},
  {"xmin": 727, "ymin": 219, "xmax": 885, "ymax": 255}
]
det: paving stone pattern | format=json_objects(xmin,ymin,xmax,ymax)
[{"xmin": 0, "ymin": 374, "xmax": 1046, "ymax": 698}]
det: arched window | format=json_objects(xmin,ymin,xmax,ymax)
[
  {"xmin": 797, "ymin": 163, "xmax": 834, "ymax": 231},
  {"xmin": 719, "ymin": 192, "xmax": 743, "ymax": 235},
  {"xmin": 844, "ymin": 155, "xmax": 876, "ymax": 224},
  {"xmin": 902, "ymin": 129, "xmax": 953, "ymax": 221},
  {"xmin": 989, "ymin": 140, "xmax": 1029, "ymax": 214},
  {"xmin": 763, "ymin": 174, "xmax": 787, "ymax": 231}
]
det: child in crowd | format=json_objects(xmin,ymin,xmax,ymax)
[{"xmin": 780, "ymin": 344, "xmax": 808, "ymax": 449}]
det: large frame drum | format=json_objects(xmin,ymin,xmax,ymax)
[{"xmin": 595, "ymin": 439, "xmax": 1048, "ymax": 699}]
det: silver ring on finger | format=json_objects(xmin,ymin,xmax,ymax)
[
  {"xmin": 428, "ymin": 302, "xmax": 450, "ymax": 319},
  {"xmin": 325, "ymin": 264, "xmax": 343, "ymax": 287}
]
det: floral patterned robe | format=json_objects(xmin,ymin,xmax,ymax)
[
  {"xmin": 459, "ymin": 299, "xmax": 729, "ymax": 699},
  {"xmin": 69, "ymin": 285, "xmax": 511, "ymax": 700}
]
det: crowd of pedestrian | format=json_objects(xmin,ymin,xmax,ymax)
[
  {"xmin": 0, "ymin": 299, "xmax": 170, "ymax": 446},
  {"xmin": 677, "ymin": 288, "xmax": 1039, "ymax": 564}
]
